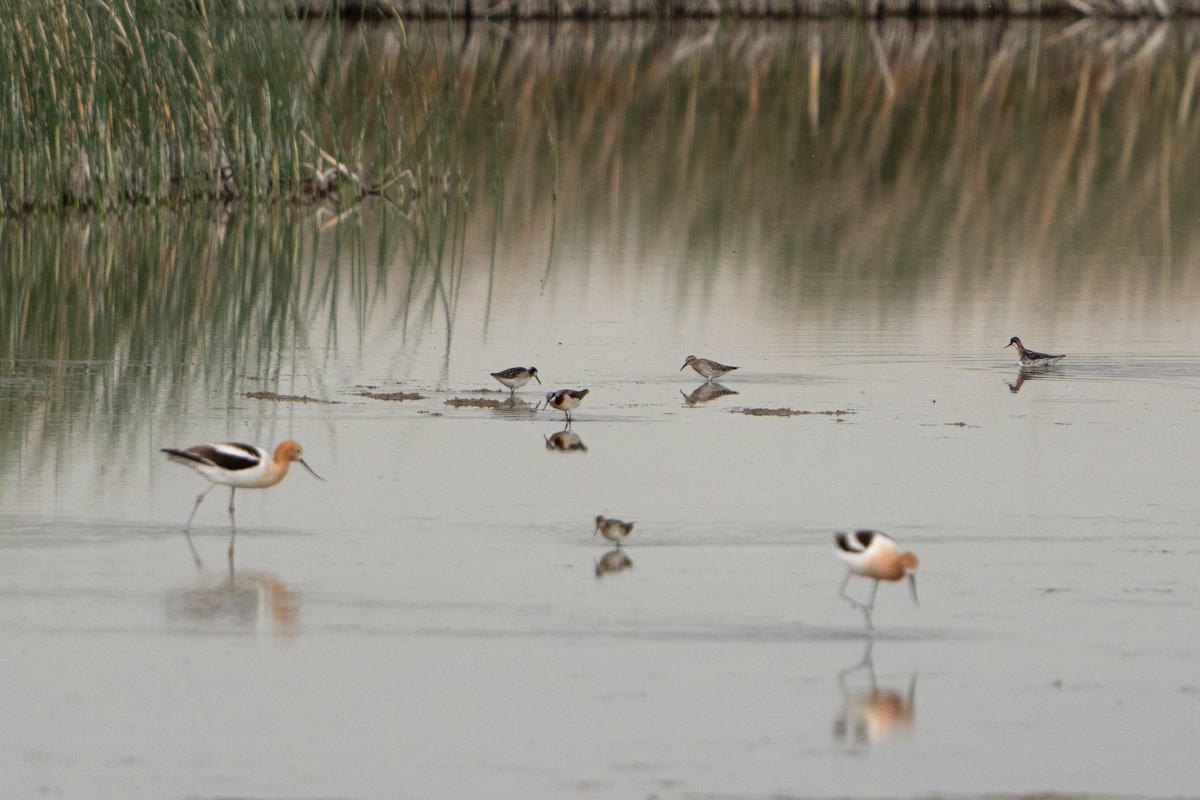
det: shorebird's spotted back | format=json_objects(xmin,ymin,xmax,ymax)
[{"xmin": 680, "ymin": 355, "xmax": 738, "ymax": 382}]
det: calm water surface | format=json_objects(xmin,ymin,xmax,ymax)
[{"xmin": 3, "ymin": 18, "xmax": 1200, "ymax": 800}]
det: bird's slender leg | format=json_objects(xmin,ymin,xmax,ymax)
[
  {"xmin": 184, "ymin": 484, "xmax": 215, "ymax": 532},
  {"xmin": 838, "ymin": 571, "xmax": 876, "ymax": 630},
  {"xmin": 179, "ymin": 484, "xmax": 216, "ymax": 568},
  {"xmin": 227, "ymin": 487, "xmax": 237, "ymax": 566},
  {"xmin": 183, "ymin": 530, "xmax": 203, "ymax": 568}
]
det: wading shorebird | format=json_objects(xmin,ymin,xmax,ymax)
[
  {"xmin": 835, "ymin": 530, "xmax": 919, "ymax": 629},
  {"xmin": 162, "ymin": 440, "xmax": 324, "ymax": 563},
  {"xmin": 490, "ymin": 366, "xmax": 540, "ymax": 396},
  {"xmin": 1004, "ymin": 337, "xmax": 1064, "ymax": 367},
  {"xmin": 594, "ymin": 516, "xmax": 635, "ymax": 546},
  {"xmin": 680, "ymin": 355, "xmax": 738, "ymax": 382},
  {"xmin": 540, "ymin": 388, "xmax": 589, "ymax": 424}
]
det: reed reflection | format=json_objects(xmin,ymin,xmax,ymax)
[
  {"xmin": 680, "ymin": 382, "xmax": 738, "ymax": 406},
  {"xmin": 833, "ymin": 642, "xmax": 917, "ymax": 748},
  {"xmin": 594, "ymin": 548, "xmax": 634, "ymax": 579},
  {"xmin": 544, "ymin": 427, "xmax": 587, "ymax": 452}
]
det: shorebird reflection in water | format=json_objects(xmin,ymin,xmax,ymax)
[
  {"xmin": 162, "ymin": 439, "xmax": 324, "ymax": 564},
  {"xmin": 166, "ymin": 569, "xmax": 299, "ymax": 636},
  {"xmin": 680, "ymin": 381, "xmax": 738, "ymax": 405},
  {"xmin": 834, "ymin": 529, "xmax": 919, "ymax": 629},
  {"xmin": 833, "ymin": 641, "xmax": 916, "ymax": 746},
  {"xmin": 1004, "ymin": 336, "xmax": 1065, "ymax": 367},
  {"xmin": 540, "ymin": 388, "xmax": 589, "ymax": 424},
  {"xmin": 544, "ymin": 427, "xmax": 587, "ymax": 452},
  {"xmin": 594, "ymin": 515, "xmax": 635, "ymax": 546},
  {"xmin": 490, "ymin": 366, "xmax": 540, "ymax": 396},
  {"xmin": 680, "ymin": 355, "xmax": 738, "ymax": 382},
  {"xmin": 594, "ymin": 548, "xmax": 634, "ymax": 578}
]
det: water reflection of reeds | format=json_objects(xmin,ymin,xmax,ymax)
[
  {"xmin": 421, "ymin": 19, "xmax": 1200, "ymax": 313},
  {"xmin": 0, "ymin": 197, "xmax": 470, "ymax": 479}
]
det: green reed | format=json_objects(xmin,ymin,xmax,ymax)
[{"xmin": 0, "ymin": 3, "xmax": 412, "ymax": 214}]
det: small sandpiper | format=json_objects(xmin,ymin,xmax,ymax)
[
  {"xmin": 680, "ymin": 355, "xmax": 738, "ymax": 382},
  {"xmin": 594, "ymin": 515, "xmax": 635, "ymax": 546},
  {"xmin": 834, "ymin": 529, "xmax": 919, "ymax": 629},
  {"xmin": 490, "ymin": 366, "xmax": 540, "ymax": 395},
  {"xmin": 1004, "ymin": 337, "xmax": 1064, "ymax": 367},
  {"xmin": 541, "ymin": 388, "xmax": 589, "ymax": 424}
]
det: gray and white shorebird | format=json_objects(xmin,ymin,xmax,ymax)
[
  {"xmin": 540, "ymin": 388, "xmax": 589, "ymax": 424},
  {"xmin": 834, "ymin": 529, "xmax": 919, "ymax": 629},
  {"xmin": 594, "ymin": 515, "xmax": 635, "ymax": 546},
  {"xmin": 1004, "ymin": 337, "xmax": 1064, "ymax": 367},
  {"xmin": 490, "ymin": 366, "xmax": 540, "ymax": 395},
  {"xmin": 680, "ymin": 355, "xmax": 738, "ymax": 382}
]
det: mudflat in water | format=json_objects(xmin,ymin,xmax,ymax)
[{"xmin": 4, "ymin": 18, "xmax": 1200, "ymax": 799}]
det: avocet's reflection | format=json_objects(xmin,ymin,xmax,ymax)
[
  {"xmin": 166, "ymin": 569, "xmax": 299, "ymax": 636},
  {"xmin": 594, "ymin": 548, "xmax": 633, "ymax": 578},
  {"xmin": 833, "ymin": 642, "xmax": 916, "ymax": 747},
  {"xmin": 680, "ymin": 381, "xmax": 738, "ymax": 405},
  {"xmin": 544, "ymin": 427, "xmax": 587, "ymax": 452}
]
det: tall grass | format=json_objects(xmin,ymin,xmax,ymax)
[{"xmin": 0, "ymin": 2, "xmax": 411, "ymax": 214}]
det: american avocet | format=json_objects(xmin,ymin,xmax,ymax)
[
  {"xmin": 680, "ymin": 355, "xmax": 738, "ymax": 382},
  {"xmin": 594, "ymin": 515, "xmax": 635, "ymax": 546},
  {"xmin": 540, "ymin": 388, "xmax": 589, "ymax": 424},
  {"xmin": 162, "ymin": 440, "xmax": 324, "ymax": 563},
  {"xmin": 1004, "ymin": 336, "xmax": 1064, "ymax": 367},
  {"xmin": 835, "ymin": 530, "xmax": 919, "ymax": 629},
  {"xmin": 490, "ymin": 366, "xmax": 540, "ymax": 395}
]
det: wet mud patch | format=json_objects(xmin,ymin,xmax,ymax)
[
  {"xmin": 243, "ymin": 391, "xmax": 341, "ymax": 404},
  {"xmin": 445, "ymin": 397, "xmax": 503, "ymax": 408},
  {"xmin": 356, "ymin": 390, "xmax": 426, "ymax": 401},
  {"xmin": 734, "ymin": 407, "xmax": 854, "ymax": 417}
]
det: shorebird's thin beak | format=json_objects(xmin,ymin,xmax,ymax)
[
  {"xmin": 299, "ymin": 459, "xmax": 326, "ymax": 481},
  {"xmin": 534, "ymin": 373, "xmax": 542, "ymax": 384},
  {"xmin": 679, "ymin": 362, "xmax": 687, "ymax": 371},
  {"xmin": 1003, "ymin": 342, "xmax": 1013, "ymax": 349},
  {"xmin": 908, "ymin": 574, "xmax": 919, "ymax": 608}
]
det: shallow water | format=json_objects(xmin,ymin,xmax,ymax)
[{"xmin": 4, "ymin": 17, "xmax": 1200, "ymax": 800}]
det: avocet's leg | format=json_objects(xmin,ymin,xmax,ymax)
[
  {"xmin": 184, "ymin": 483, "xmax": 215, "ymax": 533},
  {"xmin": 865, "ymin": 579, "xmax": 880, "ymax": 613},
  {"xmin": 227, "ymin": 487, "xmax": 237, "ymax": 565},
  {"xmin": 838, "ymin": 571, "xmax": 875, "ymax": 630},
  {"xmin": 183, "ymin": 530, "xmax": 203, "ymax": 568}
]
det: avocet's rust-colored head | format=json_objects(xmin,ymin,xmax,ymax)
[
  {"xmin": 273, "ymin": 440, "xmax": 324, "ymax": 480},
  {"xmin": 1005, "ymin": 337, "xmax": 1022, "ymax": 350}
]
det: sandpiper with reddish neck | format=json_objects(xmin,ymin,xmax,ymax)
[
  {"xmin": 540, "ymin": 388, "xmax": 589, "ymax": 424},
  {"xmin": 594, "ymin": 516, "xmax": 635, "ymax": 546},
  {"xmin": 1004, "ymin": 336, "xmax": 1064, "ymax": 367}
]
